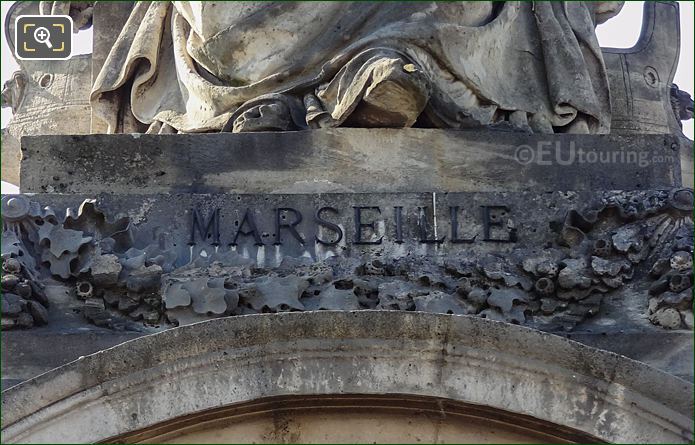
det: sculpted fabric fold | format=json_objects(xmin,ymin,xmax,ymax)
[{"xmin": 90, "ymin": 1, "xmax": 622, "ymax": 134}]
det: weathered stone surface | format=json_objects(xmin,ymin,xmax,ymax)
[
  {"xmin": 1, "ymin": 275, "xmax": 19, "ymax": 293},
  {"xmin": 116, "ymin": 294, "xmax": 139, "ymax": 313},
  {"xmin": 316, "ymin": 285, "xmax": 360, "ymax": 311},
  {"xmin": 20, "ymin": 131, "xmax": 683, "ymax": 194},
  {"xmin": 1, "ymin": 54, "xmax": 92, "ymax": 186},
  {"xmin": 377, "ymin": 281, "xmax": 415, "ymax": 311},
  {"xmin": 651, "ymin": 307, "xmax": 683, "ymax": 330},
  {"xmin": 90, "ymin": 2, "xmax": 133, "ymax": 103},
  {"xmin": 26, "ymin": 301, "xmax": 48, "ymax": 326},
  {"xmin": 0, "ymin": 187, "xmax": 692, "ymax": 431},
  {"xmin": 670, "ymin": 251, "xmax": 693, "ymax": 271},
  {"xmin": 186, "ymin": 278, "xmax": 227, "ymax": 315},
  {"xmin": 0, "ymin": 253, "xmax": 50, "ymax": 332},
  {"xmin": 1, "ymin": 294, "xmax": 24, "ymax": 317},
  {"xmin": 90, "ymin": 254, "xmax": 122, "ymax": 287},
  {"xmin": 601, "ymin": 1, "xmax": 695, "ymax": 185},
  {"xmin": 7, "ymin": 2, "xmax": 691, "ymax": 188},
  {"xmin": 13, "ymin": 282, "xmax": 31, "ymax": 299},
  {"xmin": 414, "ymin": 290, "xmax": 471, "ymax": 315},
  {"xmin": 58, "ymin": 175, "xmax": 514, "ymax": 261},
  {"xmin": 75, "ymin": 282, "xmax": 93, "ymax": 300},
  {"xmin": 127, "ymin": 305, "xmax": 160, "ymax": 324},
  {"xmin": 125, "ymin": 265, "xmax": 162, "ymax": 293},
  {"xmin": 163, "ymin": 284, "xmax": 191, "ymax": 310},
  {"xmin": 1, "ymin": 327, "xmax": 143, "ymax": 391},
  {"xmin": 252, "ymin": 276, "xmax": 308, "ymax": 311},
  {"xmin": 1, "ymin": 312, "xmax": 692, "ymax": 444},
  {"xmin": 15, "ymin": 313, "xmax": 34, "ymax": 329}
]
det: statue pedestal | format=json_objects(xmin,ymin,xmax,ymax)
[
  {"xmin": 21, "ymin": 130, "xmax": 684, "ymax": 194},
  {"xmin": 3, "ymin": 130, "xmax": 694, "ymax": 388}
]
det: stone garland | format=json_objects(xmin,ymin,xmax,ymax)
[
  {"xmin": 1, "ymin": 257, "xmax": 49, "ymax": 329},
  {"xmin": 1, "ymin": 189, "xmax": 692, "ymax": 331}
]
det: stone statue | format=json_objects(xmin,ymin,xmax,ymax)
[
  {"xmin": 671, "ymin": 83, "xmax": 695, "ymax": 128},
  {"xmin": 89, "ymin": 1, "xmax": 625, "ymax": 134},
  {"xmin": 1, "ymin": 1, "xmax": 93, "ymax": 186}
]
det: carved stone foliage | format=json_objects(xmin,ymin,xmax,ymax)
[
  {"xmin": 1, "ymin": 190, "xmax": 692, "ymax": 332},
  {"xmin": 557, "ymin": 188, "xmax": 694, "ymax": 329},
  {"xmin": 1, "ymin": 195, "xmax": 156, "ymax": 331},
  {"xmin": 644, "ymin": 190, "xmax": 694, "ymax": 329},
  {"xmin": 1, "ymin": 196, "xmax": 51, "ymax": 329},
  {"xmin": 150, "ymin": 188, "xmax": 691, "ymax": 332},
  {"xmin": 1, "ymin": 257, "xmax": 49, "ymax": 330}
]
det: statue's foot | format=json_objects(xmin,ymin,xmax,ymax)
[
  {"xmin": 488, "ymin": 110, "xmax": 534, "ymax": 133},
  {"xmin": 223, "ymin": 94, "xmax": 307, "ymax": 133},
  {"xmin": 560, "ymin": 115, "xmax": 591, "ymax": 134},
  {"xmin": 231, "ymin": 102, "xmax": 292, "ymax": 133},
  {"xmin": 146, "ymin": 121, "xmax": 177, "ymax": 134},
  {"xmin": 345, "ymin": 61, "xmax": 431, "ymax": 128}
]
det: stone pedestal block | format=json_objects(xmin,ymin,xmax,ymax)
[{"xmin": 20, "ymin": 130, "xmax": 683, "ymax": 194}]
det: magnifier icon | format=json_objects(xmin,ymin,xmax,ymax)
[{"xmin": 33, "ymin": 26, "xmax": 52, "ymax": 49}]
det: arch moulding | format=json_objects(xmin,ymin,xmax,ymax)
[{"xmin": 1, "ymin": 312, "xmax": 692, "ymax": 443}]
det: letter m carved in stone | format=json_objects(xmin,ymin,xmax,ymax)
[{"xmin": 189, "ymin": 208, "xmax": 220, "ymax": 245}]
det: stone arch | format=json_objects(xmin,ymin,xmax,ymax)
[{"xmin": 1, "ymin": 312, "xmax": 692, "ymax": 443}]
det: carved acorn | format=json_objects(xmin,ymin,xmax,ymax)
[
  {"xmin": 76, "ymin": 281, "xmax": 94, "ymax": 299},
  {"xmin": 669, "ymin": 273, "xmax": 692, "ymax": 293},
  {"xmin": 455, "ymin": 277, "xmax": 472, "ymax": 296},
  {"xmin": 650, "ymin": 307, "xmax": 683, "ymax": 329},
  {"xmin": 1, "ymin": 274, "xmax": 19, "ymax": 292},
  {"xmin": 670, "ymin": 251, "xmax": 692, "ymax": 272},
  {"xmin": 649, "ymin": 258, "xmax": 670, "ymax": 278},
  {"xmin": 2, "ymin": 258, "xmax": 21, "ymax": 274},
  {"xmin": 592, "ymin": 238, "xmax": 613, "ymax": 257},
  {"xmin": 534, "ymin": 277, "xmax": 556, "ymax": 296},
  {"xmin": 649, "ymin": 277, "xmax": 670, "ymax": 296},
  {"xmin": 14, "ymin": 282, "xmax": 32, "ymax": 299}
]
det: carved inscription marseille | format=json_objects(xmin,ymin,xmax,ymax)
[{"xmin": 189, "ymin": 204, "xmax": 517, "ymax": 247}]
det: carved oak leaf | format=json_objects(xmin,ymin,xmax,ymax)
[
  {"xmin": 143, "ymin": 244, "xmax": 178, "ymax": 273},
  {"xmin": 377, "ymin": 281, "xmax": 415, "ymax": 310},
  {"xmin": 317, "ymin": 284, "xmax": 360, "ymax": 310},
  {"xmin": 38, "ymin": 223, "xmax": 92, "ymax": 258},
  {"xmin": 249, "ymin": 275, "xmax": 307, "ymax": 311},
  {"xmin": 186, "ymin": 278, "xmax": 228, "ymax": 315},
  {"xmin": 40, "ymin": 249, "xmax": 79, "ymax": 279},
  {"xmin": 590, "ymin": 256, "xmax": 631, "ymax": 277},
  {"xmin": 63, "ymin": 200, "xmax": 133, "ymax": 251},
  {"xmin": 479, "ymin": 255, "xmax": 533, "ymax": 291},
  {"xmin": 1, "ymin": 231, "xmax": 21, "ymax": 257},
  {"xmin": 557, "ymin": 258, "xmax": 592, "ymax": 289},
  {"xmin": 487, "ymin": 288, "xmax": 528, "ymax": 314},
  {"xmin": 164, "ymin": 283, "xmax": 192, "ymax": 309},
  {"xmin": 611, "ymin": 222, "xmax": 648, "ymax": 256},
  {"xmin": 414, "ymin": 291, "xmax": 471, "ymax": 315}
]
